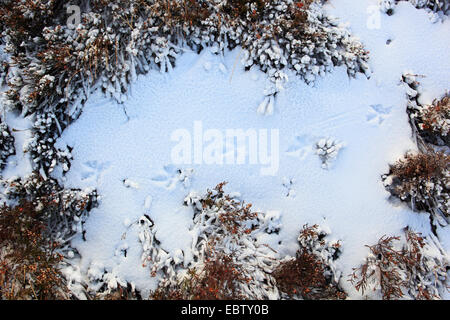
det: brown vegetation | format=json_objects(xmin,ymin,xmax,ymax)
[
  {"xmin": 273, "ymin": 224, "xmax": 346, "ymax": 300},
  {"xmin": 349, "ymin": 228, "xmax": 449, "ymax": 300},
  {"xmin": 0, "ymin": 201, "xmax": 68, "ymax": 299}
]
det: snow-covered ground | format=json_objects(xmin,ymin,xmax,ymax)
[{"xmin": 2, "ymin": 0, "xmax": 450, "ymax": 299}]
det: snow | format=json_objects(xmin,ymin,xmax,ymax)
[{"xmin": 2, "ymin": 0, "xmax": 449, "ymax": 299}]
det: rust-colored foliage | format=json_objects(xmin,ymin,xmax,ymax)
[
  {"xmin": 273, "ymin": 250, "xmax": 327, "ymax": 298},
  {"xmin": 152, "ymin": 182, "xmax": 264, "ymax": 300},
  {"xmin": 0, "ymin": 201, "xmax": 67, "ymax": 300},
  {"xmin": 349, "ymin": 235, "xmax": 405, "ymax": 300},
  {"xmin": 391, "ymin": 151, "xmax": 449, "ymax": 182},
  {"xmin": 349, "ymin": 229, "xmax": 449, "ymax": 300},
  {"xmin": 273, "ymin": 225, "xmax": 346, "ymax": 300},
  {"xmin": 420, "ymin": 94, "xmax": 449, "ymax": 134},
  {"xmin": 198, "ymin": 182, "xmax": 258, "ymax": 236},
  {"xmin": 153, "ymin": 248, "xmax": 246, "ymax": 300},
  {"xmin": 388, "ymin": 151, "xmax": 449, "ymax": 215},
  {"xmin": 223, "ymin": 0, "xmax": 268, "ymax": 19},
  {"xmin": 0, "ymin": 0, "xmax": 60, "ymax": 46}
]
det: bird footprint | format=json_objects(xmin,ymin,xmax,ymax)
[
  {"xmin": 80, "ymin": 160, "xmax": 110, "ymax": 183},
  {"xmin": 151, "ymin": 165, "xmax": 194, "ymax": 190},
  {"xmin": 366, "ymin": 104, "xmax": 392, "ymax": 126},
  {"xmin": 282, "ymin": 177, "xmax": 296, "ymax": 198},
  {"xmin": 286, "ymin": 135, "xmax": 314, "ymax": 160}
]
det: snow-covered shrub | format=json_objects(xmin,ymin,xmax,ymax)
[
  {"xmin": 417, "ymin": 94, "xmax": 450, "ymax": 142},
  {"xmin": 394, "ymin": 74, "xmax": 450, "ymax": 229},
  {"xmin": 0, "ymin": 0, "xmax": 370, "ymax": 174},
  {"xmin": 1, "ymin": 172, "xmax": 98, "ymax": 244},
  {"xmin": 80, "ymin": 261, "xmax": 141, "ymax": 300},
  {"xmin": 152, "ymin": 249, "xmax": 253, "ymax": 300},
  {"xmin": 0, "ymin": 45, "xmax": 7, "ymax": 86},
  {"xmin": 315, "ymin": 138, "xmax": 344, "ymax": 169},
  {"xmin": 25, "ymin": 112, "xmax": 73, "ymax": 176},
  {"xmin": 137, "ymin": 214, "xmax": 183, "ymax": 281},
  {"xmin": 273, "ymin": 224, "xmax": 346, "ymax": 300},
  {"xmin": 0, "ymin": 200, "xmax": 69, "ymax": 299},
  {"xmin": 58, "ymin": 246, "xmax": 143, "ymax": 300},
  {"xmin": 137, "ymin": 184, "xmax": 348, "ymax": 300},
  {"xmin": 384, "ymin": 151, "xmax": 449, "ymax": 224},
  {"xmin": 150, "ymin": 182, "xmax": 281, "ymax": 300},
  {"xmin": 350, "ymin": 228, "xmax": 449, "ymax": 300},
  {"xmin": 409, "ymin": 92, "xmax": 450, "ymax": 147},
  {"xmin": 407, "ymin": 0, "xmax": 450, "ymax": 15},
  {"xmin": 402, "ymin": 73, "xmax": 449, "ymax": 147},
  {"xmin": 0, "ymin": 172, "xmax": 98, "ymax": 299},
  {"xmin": 380, "ymin": 0, "xmax": 450, "ymax": 18},
  {"xmin": 0, "ymin": 121, "xmax": 15, "ymax": 171},
  {"xmin": 380, "ymin": 0, "xmax": 396, "ymax": 15}
]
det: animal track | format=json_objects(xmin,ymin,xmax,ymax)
[
  {"xmin": 286, "ymin": 135, "xmax": 314, "ymax": 160},
  {"xmin": 282, "ymin": 177, "xmax": 296, "ymax": 198},
  {"xmin": 366, "ymin": 104, "xmax": 392, "ymax": 126},
  {"xmin": 315, "ymin": 138, "xmax": 344, "ymax": 169},
  {"xmin": 80, "ymin": 160, "xmax": 110, "ymax": 183},
  {"xmin": 151, "ymin": 164, "xmax": 194, "ymax": 190}
]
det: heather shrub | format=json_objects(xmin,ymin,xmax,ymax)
[
  {"xmin": 415, "ymin": 94, "xmax": 450, "ymax": 146},
  {"xmin": 0, "ymin": 122, "xmax": 15, "ymax": 171},
  {"xmin": 407, "ymin": 0, "xmax": 449, "ymax": 14},
  {"xmin": 273, "ymin": 224, "xmax": 346, "ymax": 300},
  {"xmin": 0, "ymin": 45, "xmax": 7, "ymax": 86},
  {"xmin": 384, "ymin": 151, "xmax": 449, "ymax": 224},
  {"xmin": 152, "ymin": 249, "xmax": 248, "ymax": 300},
  {"xmin": 401, "ymin": 74, "xmax": 450, "ymax": 148},
  {"xmin": 0, "ymin": 200, "xmax": 67, "ymax": 299},
  {"xmin": 380, "ymin": 0, "xmax": 450, "ymax": 16},
  {"xmin": 146, "ymin": 184, "xmax": 349, "ymax": 300},
  {"xmin": 148, "ymin": 182, "xmax": 280, "ymax": 299},
  {"xmin": 1, "ymin": 172, "xmax": 98, "ymax": 244},
  {"xmin": 350, "ymin": 228, "xmax": 449, "ymax": 300},
  {"xmin": 0, "ymin": 172, "xmax": 98, "ymax": 299}
]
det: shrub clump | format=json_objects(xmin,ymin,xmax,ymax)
[
  {"xmin": 384, "ymin": 151, "xmax": 449, "ymax": 223},
  {"xmin": 145, "ymin": 184, "xmax": 348, "ymax": 300},
  {"xmin": 148, "ymin": 182, "xmax": 281, "ymax": 299},
  {"xmin": 0, "ymin": 172, "xmax": 98, "ymax": 299},
  {"xmin": 349, "ymin": 228, "xmax": 449, "ymax": 300},
  {"xmin": 0, "ymin": 200, "xmax": 68, "ymax": 299},
  {"xmin": 273, "ymin": 224, "xmax": 346, "ymax": 300},
  {"xmin": 2, "ymin": 172, "xmax": 98, "ymax": 244},
  {"xmin": 380, "ymin": 0, "xmax": 450, "ymax": 17},
  {"xmin": 416, "ymin": 94, "xmax": 450, "ymax": 146},
  {"xmin": 0, "ymin": 122, "xmax": 15, "ymax": 171},
  {"xmin": 152, "ymin": 250, "xmax": 249, "ymax": 300},
  {"xmin": 0, "ymin": 44, "xmax": 7, "ymax": 86},
  {"xmin": 407, "ymin": 0, "xmax": 449, "ymax": 14},
  {"xmin": 402, "ymin": 73, "xmax": 449, "ymax": 148}
]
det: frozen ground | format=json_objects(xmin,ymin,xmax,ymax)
[{"xmin": 3, "ymin": 0, "xmax": 450, "ymax": 299}]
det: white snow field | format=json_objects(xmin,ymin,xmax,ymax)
[{"xmin": 3, "ymin": 0, "xmax": 449, "ymax": 299}]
